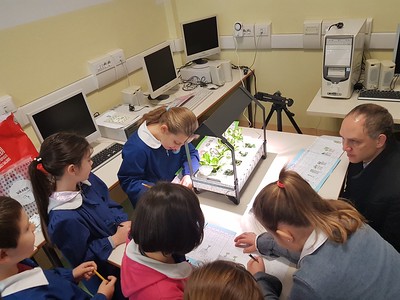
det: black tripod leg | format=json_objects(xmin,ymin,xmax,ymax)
[
  {"xmin": 284, "ymin": 107, "xmax": 302, "ymax": 134},
  {"xmin": 263, "ymin": 106, "xmax": 275, "ymax": 129},
  {"xmin": 276, "ymin": 107, "xmax": 283, "ymax": 132}
]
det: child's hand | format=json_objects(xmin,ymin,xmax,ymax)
[
  {"xmin": 111, "ymin": 221, "xmax": 131, "ymax": 246},
  {"xmin": 247, "ymin": 255, "xmax": 265, "ymax": 275},
  {"xmin": 72, "ymin": 261, "xmax": 97, "ymax": 281},
  {"xmin": 97, "ymin": 275, "xmax": 117, "ymax": 300},
  {"xmin": 234, "ymin": 232, "xmax": 257, "ymax": 253},
  {"xmin": 179, "ymin": 175, "xmax": 193, "ymax": 188}
]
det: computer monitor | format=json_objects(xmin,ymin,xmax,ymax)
[
  {"xmin": 393, "ymin": 24, "xmax": 400, "ymax": 76},
  {"xmin": 141, "ymin": 42, "xmax": 180, "ymax": 100},
  {"xmin": 27, "ymin": 90, "xmax": 101, "ymax": 144},
  {"xmin": 181, "ymin": 15, "xmax": 220, "ymax": 65}
]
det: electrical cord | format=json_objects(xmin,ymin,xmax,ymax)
[
  {"xmin": 390, "ymin": 75, "xmax": 399, "ymax": 90},
  {"xmin": 177, "ymin": 61, "xmax": 194, "ymax": 72},
  {"xmin": 248, "ymin": 34, "xmax": 262, "ymax": 70},
  {"xmin": 121, "ymin": 59, "xmax": 132, "ymax": 87},
  {"xmin": 181, "ymin": 76, "xmax": 209, "ymax": 91},
  {"xmin": 328, "ymin": 22, "xmax": 344, "ymax": 31}
]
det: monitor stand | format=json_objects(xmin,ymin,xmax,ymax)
[
  {"xmin": 148, "ymin": 94, "xmax": 169, "ymax": 101},
  {"xmin": 192, "ymin": 59, "xmax": 210, "ymax": 69},
  {"xmin": 147, "ymin": 84, "xmax": 180, "ymax": 103}
]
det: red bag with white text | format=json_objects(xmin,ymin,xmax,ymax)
[{"xmin": 0, "ymin": 113, "xmax": 39, "ymax": 217}]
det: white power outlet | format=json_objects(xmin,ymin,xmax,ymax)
[
  {"xmin": 0, "ymin": 95, "xmax": 16, "ymax": 115},
  {"xmin": 255, "ymin": 23, "xmax": 270, "ymax": 36},
  {"xmin": 242, "ymin": 24, "xmax": 254, "ymax": 37},
  {"xmin": 109, "ymin": 49, "xmax": 126, "ymax": 66},
  {"xmin": 88, "ymin": 54, "xmax": 114, "ymax": 75}
]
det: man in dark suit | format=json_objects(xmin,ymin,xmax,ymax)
[{"xmin": 340, "ymin": 103, "xmax": 400, "ymax": 252}]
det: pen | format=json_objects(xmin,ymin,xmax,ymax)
[
  {"xmin": 249, "ymin": 254, "xmax": 258, "ymax": 263},
  {"xmin": 94, "ymin": 269, "xmax": 108, "ymax": 282},
  {"xmin": 142, "ymin": 183, "xmax": 153, "ymax": 188}
]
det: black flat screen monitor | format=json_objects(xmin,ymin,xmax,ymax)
[
  {"xmin": 181, "ymin": 15, "xmax": 220, "ymax": 65},
  {"xmin": 27, "ymin": 90, "xmax": 101, "ymax": 144},
  {"xmin": 393, "ymin": 24, "xmax": 400, "ymax": 76},
  {"xmin": 141, "ymin": 42, "xmax": 180, "ymax": 100}
]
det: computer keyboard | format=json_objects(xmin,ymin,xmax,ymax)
[
  {"xmin": 358, "ymin": 89, "xmax": 400, "ymax": 102},
  {"xmin": 91, "ymin": 142, "xmax": 124, "ymax": 171},
  {"xmin": 182, "ymin": 89, "xmax": 214, "ymax": 111}
]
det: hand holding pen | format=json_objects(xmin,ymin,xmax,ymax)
[
  {"xmin": 246, "ymin": 254, "xmax": 266, "ymax": 275},
  {"xmin": 72, "ymin": 261, "xmax": 98, "ymax": 281}
]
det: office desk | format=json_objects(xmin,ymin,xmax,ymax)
[
  {"xmin": 106, "ymin": 129, "xmax": 349, "ymax": 300},
  {"xmin": 307, "ymin": 88, "xmax": 400, "ymax": 123}
]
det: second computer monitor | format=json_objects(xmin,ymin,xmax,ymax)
[
  {"xmin": 393, "ymin": 23, "xmax": 400, "ymax": 76},
  {"xmin": 141, "ymin": 42, "xmax": 180, "ymax": 100},
  {"xmin": 181, "ymin": 15, "xmax": 220, "ymax": 65}
]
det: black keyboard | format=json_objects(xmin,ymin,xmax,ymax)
[
  {"xmin": 91, "ymin": 142, "xmax": 124, "ymax": 171},
  {"xmin": 358, "ymin": 89, "xmax": 400, "ymax": 102}
]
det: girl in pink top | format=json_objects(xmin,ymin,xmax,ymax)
[{"xmin": 121, "ymin": 182, "xmax": 205, "ymax": 299}]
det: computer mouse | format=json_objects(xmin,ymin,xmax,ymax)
[{"xmin": 207, "ymin": 84, "xmax": 219, "ymax": 90}]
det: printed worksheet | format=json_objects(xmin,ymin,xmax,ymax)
[
  {"xmin": 187, "ymin": 223, "xmax": 248, "ymax": 266},
  {"xmin": 288, "ymin": 136, "xmax": 344, "ymax": 191}
]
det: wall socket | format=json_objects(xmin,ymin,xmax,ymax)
[
  {"xmin": 255, "ymin": 23, "xmax": 270, "ymax": 36},
  {"xmin": 242, "ymin": 24, "xmax": 254, "ymax": 37},
  {"xmin": 88, "ymin": 48, "xmax": 126, "ymax": 75},
  {"xmin": 109, "ymin": 49, "xmax": 126, "ymax": 66},
  {"xmin": 0, "ymin": 95, "xmax": 16, "ymax": 115},
  {"xmin": 88, "ymin": 54, "xmax": 114, "ymax": 75}
]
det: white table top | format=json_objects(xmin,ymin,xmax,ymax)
[
  {"xmin": 307, "ymin": 88, "xmax": 400, "ymax": 123},
  {"xmin": 107, "ymin": 129, "xmax": 349, "ymax": 300}
]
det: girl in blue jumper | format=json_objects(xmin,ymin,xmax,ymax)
[
  {"xmin": 0, "ymin": 196, "xmax": 116, "ymax": 299},
  {"xmin": 28, "ymin": 132, "xmax": 130, "ymax": 298},
  {"xmin": 118, "ymin": 106, "xmax": 200, "ymax": 207}
]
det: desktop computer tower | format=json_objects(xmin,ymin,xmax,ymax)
[
  {"xmin": 321, "ymin": 19, "xmax": 366, "ymax": 99},
  {"xmin": 180, "ymin": 60, "xmax": 231, "ymax": 86},
  {"xmin": 96, "ymin": 104, "xmax": 140, "ymax": 142},
  {"xmin": 364, "ymin": 59, "xmax": 381, "ymax": 90},
  {"xmin": 180, "ymin": 65, "xmax": 212, "ymax": 83}
]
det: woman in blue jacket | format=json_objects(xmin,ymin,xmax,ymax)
[
  {"xmin": 118, "ymin": 106, "xmax": 200, "ymax": 207},
  {"xmin": 29, "ymin": 132, "xmax": 130, "ymax": 298}
]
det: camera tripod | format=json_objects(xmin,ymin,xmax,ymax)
[{"xmin": 254, "ymin": 91, "xmax": 302, "ymax": 134}]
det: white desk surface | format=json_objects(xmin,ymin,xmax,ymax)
[{"xmin": 307, "ymin": 88, "xmax": 400, "ymax": 123}]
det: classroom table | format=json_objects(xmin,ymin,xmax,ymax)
[{"xmin": 106, "ymin": 128, "xmax": 349, "ymax": 300}]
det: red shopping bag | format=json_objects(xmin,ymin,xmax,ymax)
[
  {"xmin": 0, "ymin": 113, "xmax": 39, "ymax": 217},
  {"xmin": 0, "ymin": 113, "xmax": 38, "ymax": 172}
]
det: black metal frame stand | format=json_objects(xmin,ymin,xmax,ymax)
[{"xmin": 255, "ymin": 91, "xmax": 302, "ymax": 134}]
